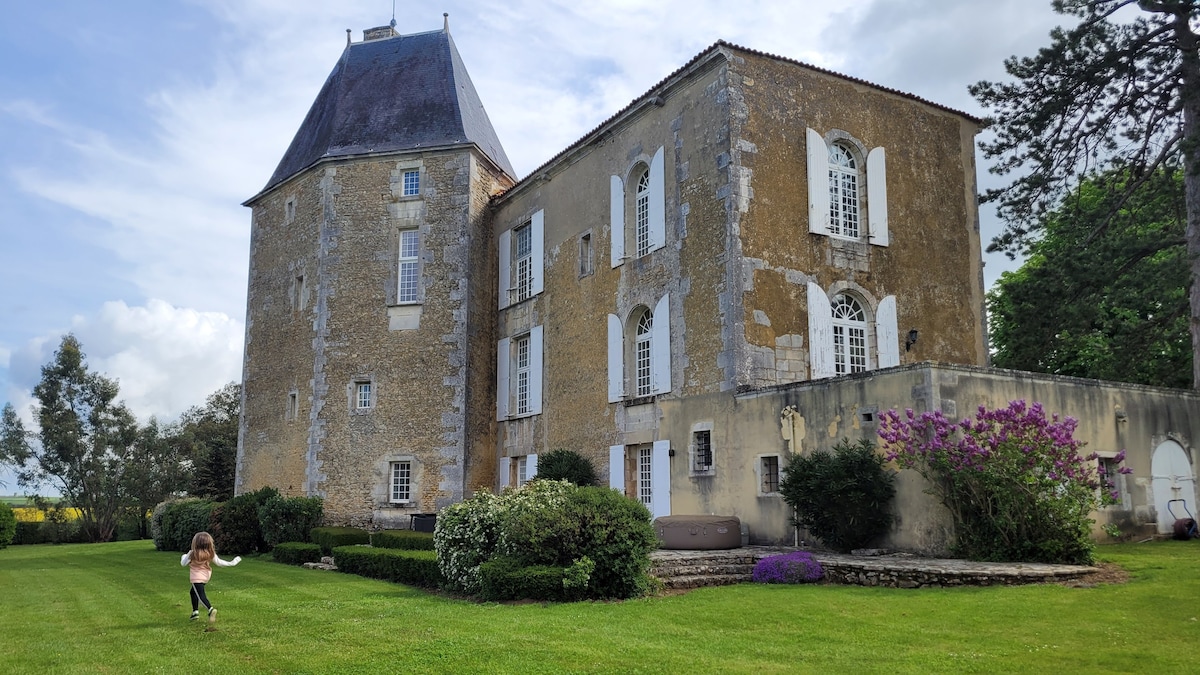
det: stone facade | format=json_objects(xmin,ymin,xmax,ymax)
[{"xmin": 238, "ymin": 31, "xmax": 1199, "ymax": 551}]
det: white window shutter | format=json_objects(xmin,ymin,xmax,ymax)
[
  {"xmin": 496, "ymin": 338, "xmax": 510, "ymax": 420},
  {"xmin": 529, "ymin": 325, "xmax": 544, "ymax": 415},
  {"xmin": 807, "ymin": 282, "xmax": 835, "ymax": 379},
  {"xmin": 651, "ymin": 294, "xmax": 672, "ymax": 394},
  {"xmin": 609, "ymin": 445, "xmax": 625, "ymax": 492},
  {"xmin": 806, "ymin": 128, "xmax": 830, "ymax": 236},
  {"xmin": 498, "ymin": 229, "xmax": 512, "ymax": 309},
  {"xmin": 610, "ymin": 175, "xmax": 625, "ymax": 267},
  {"xmin": 648, "ymin": 146, "xmax": 666, "ymax": 253},
  {"xmin": 531, "ymin": 209, "xmax": 545, "ymax": 295},
  {"xmin": 650, "ymin": 440, "xmax": 671, "ymax": 519},
  {"xmin": 867, "ymin": 147, "xmax": 889, "ymax": 246},
  {"xmin": 607, "ymin": 313, "xmax": 624, "ymax": 402},
  {"xmin": 876, "ymin": 295, "xmax": 900, "ymax": 368},
  {"xmin": 527, "ymin": 453, "xmax": 538, "ymax": 480},
  {"xmin": 498, "ymin": 456, "xmax": 512, "ymax": 489}
]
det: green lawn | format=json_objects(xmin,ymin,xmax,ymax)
[{"xmin": 1, "ymin": 541, "xmax": 1197, "ymax": 674}]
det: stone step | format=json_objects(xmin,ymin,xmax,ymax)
[
  {"xmin": 651, "ymin": 563, "xmax": 757, "ymax": 578},
  {"xmin": 660, "ymin": 574, "xmax": 751, "ymax": 590}
]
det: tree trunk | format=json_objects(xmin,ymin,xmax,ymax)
[{"xmin": 1172, "ymin": 6, "xmax": 1200, "ymax": 388}]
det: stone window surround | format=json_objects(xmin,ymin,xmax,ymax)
[
  {"xmin": 391, "ymin": 159, "xmax": 424, "ymax": 202},
  {"xmin": 757, "ymin": 453, "xmax": 782, "ymax": 497},
  {"xmin": 349, "ymin": 375, "xmax": 375, "ymax": 414},
  {"xmin": 373, "ymin": 452, "xmax": 421, "ymax": 509},
  {"xmin": 689, "ymin": 420, "xmax": 715, "ymax": 477}
]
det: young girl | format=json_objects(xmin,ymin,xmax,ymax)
[{"xmin": 180, "ymin": 531, "xmax": 241, "ymax": 627}]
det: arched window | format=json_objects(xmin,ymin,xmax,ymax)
[
  {"xmin": 635, "ymin": 170, "xmax": 652, "ymax": 257},
  {"xmin": 831, "ymin": 293, "xmax": 867, "ymax": 375},
  {"xmin": 635, "ymin": 308, "xmax": 653, "ymax": 396},
  {"xmin": 828, "ymin": 144, "xmax": 860, "ymax": 238}
]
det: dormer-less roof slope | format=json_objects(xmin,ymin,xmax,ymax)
[{"xmin": 251, "ymin": 28, "xmax": 515, "ymax": 200}]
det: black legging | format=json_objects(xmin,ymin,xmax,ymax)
[{"xmin": 190, "ymin": 582, "xmax": 212, "ymax": 611}]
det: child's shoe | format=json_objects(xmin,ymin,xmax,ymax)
[
  {"xmin": 207, "ymin": 607, "xmax": 217, "ymax": 627},
  {"xmin": 190, "ymin": 610, "xmax": 199, "ymax": 621}
]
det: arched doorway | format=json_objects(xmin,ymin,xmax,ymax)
[{"xmin": 1151, "ymin": 440, "xmax": 1197, "ymax": 533}]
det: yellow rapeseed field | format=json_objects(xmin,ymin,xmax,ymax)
[{"xmin": 12, "ymin": 507, "xmax": 82, "ymax": 523}]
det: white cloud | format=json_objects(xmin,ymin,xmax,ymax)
[{"xmin": 5, "ymin": 300, "xmax": 243, "ymax": 425}]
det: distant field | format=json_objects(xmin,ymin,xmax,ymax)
[
  {"xmin": 1, "ymin": 496, "xmax": 61, "ymax": 507},
  {"xmin": 1, "ymin": 540, "xmax": 1198, "ymax": 673}
]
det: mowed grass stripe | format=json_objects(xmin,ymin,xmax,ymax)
[{"xmin": 1, "ymin": 541, "xmax": 1197, "ymax": 673}]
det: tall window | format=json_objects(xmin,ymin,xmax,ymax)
[
  {"xmin": 398, "ymin": 230, "xmax": 419, "ymax": 303},
  {"xmin": 402, "ymin": 170, "xmax": 420, "ymax": 197},
  {"xmin": 828, "ymin": 144, "xmax": 860, "ymax": 238},
  {"xmin": 635, "ymin": 170, "xmax": 651, "ymax": 257},
  {"xmin": 517, "ymin": 456, "xmax": 529, "ymax": 487},
  {"xmin": 831, "ymin": 294, "xmax": 868, "ymax": 375},
  {"xmin": 356, "ymin": 381, "xmax": 372, "ymax": 409},
  {"xmin": 390, "ymin": 461, "xmax": 411, "ymax": 503},
  {"xmin": 579, "ymin": 232, "xmax": 593, "ymax": 277},
  {"xmin": 513, "ymin": 222, "xmax": 533, "ymax": 302},
  {"xmin": 514, "ymin": 334, "xmax": 531, "ymax": 415},
  {"xmin": 694, "ymin": 430, "xmax": 712, "ymax": 472},
  {"xmin": 638, "ymin": 447, "xmax": 653, "ymax": 506},
  {"xmin": 635, "ymin": 309, "xmax": 653, "ymax": 396},
  {"xmin": 760, "ymin": 456, "xmax": 780, "ymax": 494}
]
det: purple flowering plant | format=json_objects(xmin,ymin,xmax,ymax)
[
  {"xmin": 877, "ymin": 400, "xmax": 1131, "ymax": 564},
  {"xmin": 752, "ymin": 551, "xmax": 824, "ymax": 584}
]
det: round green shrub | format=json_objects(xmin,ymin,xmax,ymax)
[
  {"xmin": 534, "ymin": 449, "xmax": 600, "ymax": 486},
  {"xmin": 0, "ymin": 502, "xmax": 15, "ymax": 548},
  {"xmin": 157, "ymin": 498, "xmax": 215, "ymax": 552},
  {"xmin": 779, "ymin": 438, "xmax": 896, "ymax": 554},
  {"xmin": 211, "ymin": 486, "xmax": 279, "ymax": 554}
]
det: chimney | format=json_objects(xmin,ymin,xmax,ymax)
[{"xmin": 363, "ymin": 25, "xmax": 397, "ymax": 42}]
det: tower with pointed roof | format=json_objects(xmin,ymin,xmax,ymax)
[{"xmin": 237, "ymin": 22, "xmax": 513, "ymax": 526}]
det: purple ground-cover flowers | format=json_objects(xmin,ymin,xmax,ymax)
[{"xmin": 752, "ymin": 551, "xmax": 824, "ymax": 584}]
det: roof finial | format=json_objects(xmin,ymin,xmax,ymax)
[
  {"xmin": 390, "ymin": 0, "xmax": 396, "ymax": 29},
  {"xmin": 444, "ymin": 13, "xmax": 450, "ymax": 34},
  {"xmin": 346, "ymin": 28, "xmax": 351, "ymax": 46}
]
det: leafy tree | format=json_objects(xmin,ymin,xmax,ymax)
[
  {"xmin": 0, "ymin": 404, "xmax": 32, "ymax": 489},
  {"xmin": 171, "ymin": 382, "xmax": 240, "ymax": 500},
  {"xmin": 121, "ymin": 418, "xmax": 194, "ymax": 538},
  {"xmin": 971, "ymin": 0, "xmax": 1200, "ymax": 387},
  {"xmin": 6, "ymin": 335, "xmax": 140, "ymax": 542},
  {"xmin": 988, "ymin": 168, "xmax": 1190, "ymax": 386}
]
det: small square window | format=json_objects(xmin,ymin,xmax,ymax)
[
  {"xmin": 390, "ymin": 461, "xmax": 411, "ymax": 503},
  {"xmin": 760, "ymin": 456, "xmax": 780, "ymax": 494},
  {"xmin": 402, "ymin": 170, "xmax": 420, "ymax": 197},
  {"xmin": 356, "ymin": 381, "xmax": 372, "ymax": 409},
  {"xmin": 693, "ymin": 430, "xmax": 712, "ymax": 472}
]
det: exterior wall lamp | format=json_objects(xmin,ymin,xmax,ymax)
[{"xmin": 905, "ymin": 328, "xmax": 919, "ymax": 352}]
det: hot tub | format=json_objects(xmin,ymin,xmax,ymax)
[{"xmin": 654, "ymin": 515, "xmax": 742, "ymax": 550}]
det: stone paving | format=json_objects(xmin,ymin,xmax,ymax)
[{"xmin": 649, "ymin": 546, "xmax": 1095, "ymax": 590}]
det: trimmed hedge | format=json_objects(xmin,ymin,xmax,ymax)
[
  {"xmin": 272, "ymin": 542, "xmax": 323, "ymax": 566},
  {"xmin": 371, "ymin": 529, "xmax": 435, "ymax": 551},
  {"xmin": 14, "ymin": 521, "xmax": 43, "ymax": 545},
  {"xmin": 259, "ymin": 495, "xmax": 323, "ymax": 548},
  {"xmin": 155, "ymin": 499, "xmax": 216, "ymax": 552},
  {"xmin": 311, "ymin": 526, "xmax": 370, "ymax": 555},
  {"xmin": 0, "ymin": 503, "xmax": 15, "ymax": 548},
  {"xmin": 479, "ymin": 556, "xmax": 569, "ymax": 602},
  {"xmin": 211, "ymin": 486, "xmax": 278, "ymax": 555},
  {"xmin": 332, "ymin": 546, "xmax": 442, "ymax": 588}
]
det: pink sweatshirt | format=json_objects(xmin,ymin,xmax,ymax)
[{"xmin": 180, "ymin": 552, "xmax": 241, "ymax": 583}]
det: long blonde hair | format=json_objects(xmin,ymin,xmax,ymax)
[{"xmin": 190, "ymin": 531, "xmax": 216, "ymax": 564}]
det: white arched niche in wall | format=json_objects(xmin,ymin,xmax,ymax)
[{"xmin": 1152, "ymin": 439, "xmax": 1197, "ymax": 534}]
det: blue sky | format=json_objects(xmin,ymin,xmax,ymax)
[{"xmin": 0, "ymin": 0, "xmax": 1066, "ymax": 490}]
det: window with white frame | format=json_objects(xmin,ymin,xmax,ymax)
[
  {"xmin": 402, "ymin": 170, "xmax": 420, "ymax": 197},
  {"xmin": 693, "ymin": 430, "xmax": 712, "ymax": 472},
  {"xmin": 397, "ymin": 229, "xmax": 420, "ymax": 303},
  {"xmin": 389, "ymin": 461, "xmax": 411, "ymax": 503},
  {"xmin": 806, "ymin": 129, "xmax": 889, "ymax": 246},
  {"xmin": 607, "ymin": 295, "xmax": 672, "ymax": 403},
  {"xmin": 831, "ymin": 294, "xmax": 868, "ymax": 375},
  {"xmin": 355, "ymin": 381, "xmax": 373, "ymax": 410},
  {"xmin": 496, "ymin": 327, "xmax": 543, "ymax": 420},
  {"xmin": 828, "ymin": 143, "xmax": 860, "ymax": 238},
  {"xmin": 635, "ymin": 169, "xmax": 652, "ymax": 257},
  {"xmin": 760, "ymin": 455, "xmax": 780, "ymax": 494},
  {"xmin": 579, "ymin": 232, "xmax": 593, "ymax": 277},
  {"xmin": 635, "ymin": 309, "xmax": 653, "ymax": 397},
  {"xmin": 514, "ymin": 334, "xmax": 531, "ymax": 415},
  {"xmin": 517, "ymin": 455, "xmax": 529, "ymax": 487},
  {"xmin": 638, "ymin": 447, "xmax": 653, "ymax": 506},
  {"xmin": 513, "ymin": 222, "xmax": 533, "ymax": 303}
]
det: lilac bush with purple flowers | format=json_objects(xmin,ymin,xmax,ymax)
[
  {"xmin": 878, "ymin": 400, "xmax": 1131, "ymax": 564},
  {"xmin": 752, "ymin": 551, "xmax": 824, "ymax": 584}
]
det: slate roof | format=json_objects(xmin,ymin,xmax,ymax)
[{"xmin": 253, "ymin": 28, "xmax": 514, "ymax": 199}]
